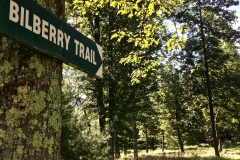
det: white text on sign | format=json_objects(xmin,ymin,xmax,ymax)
[{"xmin": 9, "ymin": 0, "xmax": 97, "ymax": 65}]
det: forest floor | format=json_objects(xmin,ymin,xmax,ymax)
[{"xmin": 119, "ymin": 144, "xmax": 240, "ymax": 160}]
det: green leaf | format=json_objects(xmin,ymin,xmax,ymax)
[{"xmin": 111, "ymin": 33, "xmax": 118, "ymax": 39}]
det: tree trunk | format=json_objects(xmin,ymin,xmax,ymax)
[
  {"xmin": 93, "ymin": 15, "xmax": 105, "ymax": 133},
  {"xmin": 176, "ymin": 126, "xmax": 184, "ymax": 153},
  {"xmin": 175, "ymin": 98, "xmax": 184, "ymax": 153},
  {"xmin": 197, "ymin": 0, "xmax": 220, "ymax": 157},
  {"xmin": 216, "ymin": 125, "xmax": 222, "ymax": 152},
  {"xmin": 132, "ymin": 114, "xmax": 138, "ymax": 160},
  {"xmin": 123, "ymin": 143, "xmax": 127, "ymax": 155},
  {"xmin": 146, "ymin": 128, "xmax": 149, "ymax": 153},
  {"xmin": 96, "ymin": 78, "xmax": 105, "ymax": 132},
  {"xmin": 108, "ymin": 78, "xmax": 116, "ymax": 160},
  {"xmin": 150, "ymin": 138, "xmax": 155, "ymax": 151},
  {"xmin": 108, "ymin": 132, "xmax": 114, "ymax": 160},
  {"xmin": 114, "ymin": 132, "xmax": 120, "ymax": 158},
  {"xmin": 0, "ymin": 0, "xmax": 64, "ymax": 159},
  {"xmin": 162, "ymin": 133, "xmax": 165, "ymax": 152}
]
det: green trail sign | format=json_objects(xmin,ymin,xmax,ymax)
[{"xmin": 0, "ymin": 0, "xmax": 103, "ymax": 77}]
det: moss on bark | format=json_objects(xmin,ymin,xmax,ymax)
[{"xmin": 0, "ymin": 0, "xmax": 65, "ymax": 159}]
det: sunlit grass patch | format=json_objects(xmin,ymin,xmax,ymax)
[
  {"xmin": 138, "ymin": 156, "xmax": 232, "ymax": 160},
  {"xmin": 121, "ymin": 155, "xmax": 232, "ymax": 160},
  {"xmin": 119, "ymin": 145, "xmax": 240, "ymax": 160}
]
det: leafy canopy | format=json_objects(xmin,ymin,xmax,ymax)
[{"xmin": 73, "ymin": 0, "xmax": 185, "ymax": 82}]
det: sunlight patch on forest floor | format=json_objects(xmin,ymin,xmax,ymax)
[{"xmin": 119, "ymin": 145, "xmax": 240, "ymax": 160}]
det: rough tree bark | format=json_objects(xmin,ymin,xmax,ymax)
[{"xmin": 0, "ymin": 0, "xmax": 64, "ymax": 159}]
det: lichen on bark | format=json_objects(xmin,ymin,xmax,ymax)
[{"xmin": 0, "ymin": 0, "xmax": 65, "ymax": 159}]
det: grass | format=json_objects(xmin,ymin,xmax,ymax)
[{"xmin": 118, "ymin": 145, "xmax": 240, "ymax": 160}]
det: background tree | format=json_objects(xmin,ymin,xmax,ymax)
[
  {"xmin": 173, "ymin": 0, "xmax": 240, "ymax": 156},
  {"xmin": 60, "ymin": 0, "xmax": 240, "ymax": 159}
]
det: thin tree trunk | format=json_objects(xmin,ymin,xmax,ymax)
[
  {"xmin": 106, "ymin": 6, "xmax": 118, "ymax": 159},
  {"xmin": 197, "ymin": 0, "xmax": 220, "ymax": 157},
  {"xmin": 175, "ymin": 97, "xmax": 184, "ymax": 153},
  {"xmin": 132, "ymin": 114, "xmax": 138, "ymax": 160},
  {"xmin": 176, "ymin": 109, "xmax": 184, "ymax": 153},
  {"xmin": 0, "ymin": 0, "xmax": 64, "ymax": 159},
  {"xmin": 108, "ymin": 132, "xmax": 114, "ymax": 160},
  {"xmin": 123, "ymin": 143, "xmax": 127, "ymax": 155},
  {"xmin": 176, "ymin": 126, "xmax": 184, "ymax": 153},
  {"xmin": 146, "ymin": 128, "xmax": 149, "ymax": 153},
  {"xmin": 114, "ymin": 132, "xmax": 120, "ymax": 158},
  {"xmin": 96, "ymin": 76, "xmax": 104, "ymax": 133},
  {"xmin": 96, "ymin": 78, "xmax": 105, "ymax": 133},
  {"xmin": 216, "ymin": 125, "xmax": 222, "ymax": 152},
  {"xmin": 162, "ymin": 132, "xmax": 165, "ymax": 152},
  {"xmin": 151, "ymin": 137, "xmax": 155, "ymax": 151},
  {"xmin": 108, "ymin": 79, "xmax": 116, "ymax": 160},
  {"xmin": 93, "ymin": 14, "xmax": 105, "ymax": 133}
]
